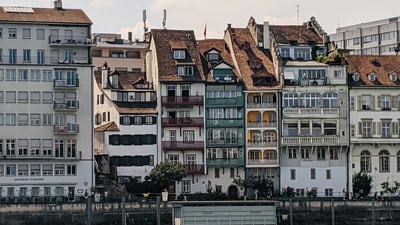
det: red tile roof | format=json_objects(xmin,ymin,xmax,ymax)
[
  {"xmin": 150, "ymin": 29, "xmax": 205, "ymax": 82},
  {"xmin": 346, "ymin": 55, "xmax": 400, "ymax": 86},
  {"xmin": 269, "ymin": 25, "xmax": 323, "ymax": 45}
]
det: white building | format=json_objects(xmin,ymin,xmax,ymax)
[
  {"xmin": 330, "ymin": 17, "xmax": 400, "ymax": 55},
  {"xmin": 0, "ymin": 1, "xmax": 94, "ymax": 201}
]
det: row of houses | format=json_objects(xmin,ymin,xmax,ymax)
[{"xmin": 1, "ymin": 1, "xmax": 400, "ymax": 200}]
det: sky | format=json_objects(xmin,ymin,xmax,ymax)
[{"xmin": 2, "ymin": 0, "xmax": 400, "ymax": 41}]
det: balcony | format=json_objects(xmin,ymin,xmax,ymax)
[
  {"xmin": 161, "ymin": 96, "xmax": 203, "ymax": 106},
  {"xmin": 162, "ymin": 141, "xmax": 204, "ymax": 151},
  {"xmin": 183, "ymin": 164, "xmax": 204, "ymax": 174},
  {"xmin": 207, "ymin": 97, "xmax": 243, "ymax": 106},
  {"xmin": 282, "ymin": 136, "xmax": 339, "ymax": 146},
  {"xmin": 49, "ymin": 35, "xmax": 94, "ymax": 47},
  {"xmin": 53, "ymin": 101, "xmax": 79, "ymax": 111},
  {"xmin": 54, "ymin": 124, "xmax": 79, "ymax": 134},
  {"xmin": 247, "ymin": 141, "xmax": 277, "ymax": 148},
  {"xmin": 206, "ymin": 119, "xmax": 244, "ymax": 127},
  {"xmin": 53, "ymin": 79, "xmax": 79, "ymax": 89},
  {"xmin": 0, "ymin": 152, "xmax": 82, "ymax": 161},
  {"xmin": 247, "ymin": 159, "xmax": 278, "ymax": 166},
  {"xmin": 206, "ymin": 158, "xmax": 244, "ymax": 167},
  {"xmin": 247, "ymin": 102, "xmax": 277, "ymax": 109},
  {"xmin": 283, "ymin": 107, "xmax": 339, "ymax": 117},
  {"xmin": 162, "ymin": 117, "xmax": 204, "ymax": 127},
  {"xmin": 0, "ymin": 56, "xmax": 89, "ymax": 65},
  {"xmin": 247, "ymin": 121, "xmax": 277, "ymax": 128}
]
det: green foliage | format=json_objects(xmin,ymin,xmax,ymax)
[
  {"xmin": 149, "ymin": 161, "xmax": 186, "ymax": 189},
  {"xmin": 315, "ymin": 49, "xmax": 342, "ymax": 64},
  {"xmin": 381, "ymin": 179, "xmax": 400, "ymax": 196},
  {"xmin": 234, "ymin": 177, "xmax": 274, "ymax": 198},
  {"xmin": 352, "ymin": 172, "xmax": 372, "ymax": 197}
]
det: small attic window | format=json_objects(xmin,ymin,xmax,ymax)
[
  {"xmin": 242, "ymin": 42, "xmax": 250, "ymax": 50},
  {"xmin": 371, "ymin": 59, "xmax": 381, "ymax": 67},
  {"xmin": 207, "ymin": 52, "xmax": 219, "ymax": 62},
  {"xmin": 173, "ymin": 50, "xmax": 185, "ymax": 59},
  {"xmin": 250, "ymin": 60, "xmax": 261, "ymax": 69},
  {"xmin": 352, "ymin": 72, "xmax": 360, "ymax": 81},
  {"xmin": 368, "ymin": 72, "xmax": 376, "ymax": 81},
  {"xmin": 390, "ymin": 72, "xmax": 398, "ymax": 81}
]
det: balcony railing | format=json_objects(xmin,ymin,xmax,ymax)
[
  {"xmin": 206, "ymin": 119, "xmax": 244, "ymax": 127},
  {"xmin": 247, "ymin": 102, "xmax": 277, "ymax": 109},
  {"xmin": 162, "ymin": 117, "xmax": 204, "ymax": 127},
  {"xmin": 53, "ymin": 79, "xmax": 79, "ymax": 89},
  {"xmin": 207, "ymin": 98, "xmax": 243, "ymax": 106},
  {"xmin": 0, "ymin": 151, "xmax": 82, "ymax": 161},
  {"xmin": 282, "ymin": 136, "xmax": 339, "ymax": 145},
  {"xmin": 54, "ymin": 124, "xmax": 79, "ymax": 134},
  {"xmin": 0, "ymin": 56, "xmax": 89, "ymax": 65},
  {"xmin": 161, "ymin": 96, "xmax": 203, "ymax": 106},
  {"xmin": 283, "ymin": 107, "xmax": 339, "ymax": 116},
  {"xmin": 162, "ymin": 141, "xmax": 204, "ymax": 151},
  {"xmin": 183, "ymin": 164, "xmax": 204, "ymax": 174},
  {"xmin": 49, "ymin": 35, "xmax": 93, "ymax": 46},
  {"xmin": 247, "ymin": 141, "xmax": 277, "ymax": 148},
  {"xmin": 247, "ymin": 158, "xmax": 278, "ymax": 166},
  {"xmin": 206, "ymin": 158, "xmax": 244, "ymax": 167},
  {"xmin": 247, "ymin": 121, "xmax": 277, "ymax": 128},
  {"xmin": 53, "ymin": 101, "xmax": 79, "ymax": 111}
]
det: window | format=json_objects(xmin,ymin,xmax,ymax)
[
  {"xmin": 290, "ymin": 169, "xmax": 296, "ymax": 180},
  {"xmin": 54, "ymin": 164, "xmax": 65, "ymax": 175},
  {"xmin": 31, "ymin": 187, "xmax": 39, "ymax": 197},
  {"xmin": 0, "ymin": 49, "xmax": 2, "ymax": 62},
  {"xmin": 30, "ymin": 91, "xmax": 41, "ymax": 103},
  {"xmin": 6, "ymin": 164, "xmax": 16, "ymax": 176},
  {"xmin": 350, "ymin": 96, "xmax": 355, "ymax": 110},
  {"xmin": 301, "ymin": 148, "xmax": 310, "ymax": 159},
  {"xmin": 36, "ymin": 29, "xmax": 45, "ymax": 40},
  {"xmin": 0, "ymin": 69, "xmax": 3, "ymax": 80},
  {"xmin": 397, "ymin": 151, "xmax": 400, "ymax": 172},
  {"xmin": 362, "ymin": 95, "xmax": 371, "ymax": 110},
  {"xmin": 300, "ymin": 122, "xmax": 310, "ymax": 136},
  {"xmin": 42, "ymin": 164, "xmax": 53, "ymax": 176},
  {"xmin": 67, "ymin": 164, "xmax": 77, "ymax": 175},
  {"xmin": 30, "ymin": 164, "xmax": 41, "ymax": 176},
  {"xmin": 330, "ymin": 148, "xmax": 339, "ymax": 160},
  {"xmin": 360, "ymin": 150, "xmax": 371, "ymax": 172},
  {"xmin": 326, "ymin": 169, "xmax": 331, "ymax": 180},
  {"xmin": 18, "ymin": 139, "xmax": 28, "ymax": 156},
  {"xmin": 18, "ymin": 91, "xmax": 28, "ymax": 103},
  {"xmin": 381, "ymin": 121, "xmax": 391, "ymax": 138},
  {"xmin": 0, "ymin": 113, "xmax": 3, "ymax": 126},
  {"xmin": 17, "ymin": 114, "xmax": 28, "ymax": 126},
  {"xmin": 0, "ymin": 91, "xmax": 3, "ymax": 103},
  {"xmin": 173, "ymin": 50, "xmax": 185, "ymax": 59},
  {"xmin": 325, "ymin": 188, "xmax": 333, "ymax": 197},
  {"xmin": 44, "ymin": 187, "xmax": 51, "ymax": 196},
  {"xmin": 168, "ymin": 154, "xmax": 179, "ymax": 164},
  {"xmin": 0, "ymin": 28, "xmax": 2, "ymax": 38},
  {"xmin": 288, "ymin": 147, "xmax": 297, "ymax": 159},
  {"xmin": 283, "ymin": 93, "xmax": 298, "ymax": 107},
  {"xmin": 30, "ymin": 69, "xmax": 41, "ymax": 81},
  {"xmin": 30, "ymin": 114, "xmax": 41, "ymax": 126},
  {"xmin": 324, "ymin": 122, "xmax": 337, "ymax": 135},
  {"xmin": 182, "ymin": 180, "xmax": 190, "ymax": 193},
  {"xmin": 5, "ymin": 113, "xmax": 16, "ymax": 126},
  {"xmin": 122, "ymin": 116, "xmax": 130, "ymax": 125},
  {"xmin": 55, "ymin": 187, "xmax": 64, "ymax": 196},
  {"xmin": 23, "ymin": 49, "xmax": 31, "ymax": 62},
  {"xmin": 300, "ymin": 93, "xmax": 320, "ymax": 108},
  {"xmin": 361, "ymin": 121, "xmax": 372, "ymax": 137},
  {"xmin": 380, "ymin": 95, "xmax": 391, "ymax": 110},
  {"xmin": 42, "ymin": 139, "xmax": 53, "ymax": 157},
  {"xmin": 18, "ymin": 164, "xmax": 28, "ymax": 176},
  {"xmin": 66, "ymin": 139, "xmax": 76, "ymax": 158},
  {"xmin": 55, "ymin": 139, "xmax": 64, "ymax": 158},
  {"xmin": 312, "ymin": 122, "xmax": 322, "ymax": 136},
  {"xmin": 230, "ymin": 168, "xmax": 235, "ymax": 178},
  {"xmin": 145, "ymin": 116, "xmax": 153, "ymax": 124},
  {"xmin": 134, "ymin": 116, "xmax": 141, "ymax": 125},
  {"xmin": 296, "ymin": 188, "xmax": 305, "ymax": 197},
  {"xmin": 18, "ymin": 69, "xmax": 28, "ymax": 81},
  {"xmin": 30, "ymin": 139, "xmax": 40, "ymax": 157},
  {"xmin": 42, "ymin": 92, "xmax": 53, "ymax": 104},
  {"xmin": 294, "ymin": 48, "xmax": 310, "ymax": 60},
  {"xmin": 22, "ymin": 28, "xmax": 31, "ymax": 39},
  {"xmin": 5, "ymin": 91, "xmax": 16, "ymax": 103},
  {"xmin": 177, "ymin": 66, "xmax": 194, "ymax": 76},
  {"xmin": 42, "ymin": 70, "xmax": 53, "ymax": 81},
  {"xmin": 280, "ymin": 48, "xmax": 290, "ymax": 58},
  {"xmin": 19, "ymin": 187, "xmax": 27, "ymax": 197},
  {"xmin": 37, "ymin": 49, "xmax": 45, "ymax": 64},
  {"xmin": 8, "ymin": 28, "xmax": 17, "ymax": 39},
  {"xmin": 215, "ymin": 168, "xmax": 220, "ymax": 178},
  {"xmin": 310, "ymin": 168, "xmax": 316, "ymax": 180},
  {"xmin": 317, "ymin": 148, "xmax": 326, "ymax": 160},
  {"xmin": 183, "ymin": 130, "xmax": 194, "ymax": 143},
  {"xmin": 379, "ymin": 150, "xmax": 390, "ymax": 172},
  {"xmin": 323, "ymin": 93, "xmax": 338, "ymax": 108},
  {"xmin": 6, "ymin": 69, "xmax": 16, "ymax": 80},
  {"xmin": 9, "ymin": 49, "xmax": 17, "ymax": 64}
]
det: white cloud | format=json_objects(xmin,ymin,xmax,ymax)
[
  {"xmin": 89, "ymin": 0, "xmax": 113, "ymax": 9},
  {"xmin": 119, "ymin": 21, "xmax": 149, "ymax": 41}
]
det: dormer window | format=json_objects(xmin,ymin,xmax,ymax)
[
  {"xmin": 177, "ymin": 66, "xmax": 194, "ymax": 76},
  {"xmin": 250, "ymin": 60, "xmax": 261, "ymax": 69},
  {"xmin": 352, "ymin": 72, "xmax": 360, "ymax": 81},
  {"xmin": 111, "ymin": 74, "xmax": 119, "ymax": 88},
  {"xmin": 173, "ymin": 50, "xmax": 185, "ymax": 59},
  {"xmin": 390, "ymin": 72, "xmax": 398, "ymax": 81},
  {"xmin": 368, "ymin": 72, "xmax": 376, "ymax": 81},
  {"xmin": 207, "ymin": 52, "xmax": 219, "ymax": 62}
]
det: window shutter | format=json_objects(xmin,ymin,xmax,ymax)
[
  {"xmin": 377, "ymin": 122, "xmax": 382, "ymax": 136},
  {"xmin": 377, "ymin": 96, "xmax": 381, "ymax": 109},
  {"xmin": 141, "ymin": 116, "xmax": 146, "ymax": 125},
  {"xmin": 358, "ymin": 122, "xmax": 362, "ymax": 136},
  {"xmin": 370, "ymin": 95, "xmax": 375, "ymax": 110},
  {"xmin": 392, "ymin": 96, "xmax": 397, "ymax": 109},
  {"xmin": 152, "ymin": 116, "xmax": 157, "ymax": 124},
  {"xmin": 392, "ymin": 122, "xmax": 398, "ymax": 135},
  {"xmin": 357, "ymin": 96, "xmax": 361, "ymax": 111},
  {"xmin": 120, "ymin": 117, "xmax": 124, "ymax": 125},
  {"xmin": 130, "ymin": 116, "xmax": 135, "ymax": 125},
  {"xmin": 372, "ymin": 122, "xmax": 376, "ymax": 136}
]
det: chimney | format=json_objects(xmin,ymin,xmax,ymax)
[
  {"xmin": 102, "ymin": 63, "xmax": 108, "ymax": 89},
  {"xmin": 263, "ymin": 22, "xmax": 270, "ymax": 49},
  {"xmin": 53, "ymin": 0, "xmax": 63, "ymax": 10},
  {"xmin": 128, "ymin": 32, "xmax": 132, "ymax": 42}
]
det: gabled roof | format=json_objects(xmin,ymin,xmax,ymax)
[
  {"xmin": 346, "ymin": 55, "xmax": 400, "ymax": 87},
  {"xmin": 94, "ymin": 70, "xmax": 147, "ymax": 90},
  {"xmin": 269, "ymin": 25, "xmax": 324, "ymax": 45},
  {"xmin": 197, "ymin": 39, "xmax": 240, "ymax": 82},
  {"xmin": 0, "ymin": 7, "xmax": 92, "ymax": 25},
  {"xmin": 226, "ymin": 27, "xmax": 279, "ymax": 90},
  {"xmin": 150, "ymin": 29, "xmax": 205, "ymax": 82},
  {"xmin": 95, "ymin": 121, "xmax": 119, "ymax": 132}
]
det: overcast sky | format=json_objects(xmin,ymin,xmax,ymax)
[{"xmin": 2, "ymin": 0, "xmax": 400, "ymax": 41}]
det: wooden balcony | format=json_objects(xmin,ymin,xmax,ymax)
[
  {"xmin": 183, "ymin": 164, "xmax": 204, "ymax": 174},
  {"xmin": 161, "ymin": 96, "xmax": 203, "ymax": 106},
  {"xmin": 162, "ymin": 141, "xmax": 204, "ymax": 151},
  {"xmin": 162, "ymin": 117, "xmax": 204, "ymax": 127}
]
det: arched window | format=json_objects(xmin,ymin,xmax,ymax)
[
  {"xmin": 379, "ymin": 150, "xmax": 390, "ymax": 172},
  {"xmin": 264, "ymin": 150, "xmax": 277, "ymax": 160},
  {"xmin": 360, "ymin": 150, "xmax": 371, "ymax": 172}
]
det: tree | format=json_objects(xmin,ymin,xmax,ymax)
[
  {"xmin": 352, "ymin": 172, "xmax": 372, "ymax": 197},
  {"xmin": 381, "ymin": 179, "xmax": 400, "ymax": 197},
  {"xmin": 149, "ymin": 161, "xmax": 186, "ymax": 191}
]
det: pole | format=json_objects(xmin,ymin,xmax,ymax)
[
  {"xmin": 122, "ymin": 195, "xmax": 126, "ymax": 225},
  {"xmin": 331, "ymin": 199, "xmax": 335, "ymax": 225},
  {"xmin": 289, "ymin": 198, "xmax": 293, "ymax": 225},
  {"xmin": 157, "ymin": 196, "xmax": 161, "ymax": 225},
  {"xmin": 86, "ymin": 197, "xmax": 92, "ymax": 225},
  {"xmin": 372, "ymin": 199, "xmax": 375, "ymax": 225}
]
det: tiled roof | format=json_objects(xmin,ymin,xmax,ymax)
[
  {"xmin": 226, "ymin": 27, "xmax": 280, "ymax": 91},
  {"xmin": 94, "ymin": 70, "xmax": 147, "ymax": 90},
  {"xmin": 150, "ymin": 29, "xmax": 205, "ymax": 82},
  {"xmin": 346, "ymin": 55, "xmax": 400, "ymax": 87},
  {"xmin": 95, "ymin": 122, "xmax": 119, "ymax": 132},
  {"xmin": 117, "ymin": 107, "xmax": 157, "ymax": 114},
  {"xmin": 0, "ymin": 7, "xmax": 92, "ymax": 24},
  {"xmin": 268, "ymin": 24, "xmax": 323, "ymax": 45},
  {"xmin": 197, "ymin": 39, "xmax": 240, "ymax": 82}
]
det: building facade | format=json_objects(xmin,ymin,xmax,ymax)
[
  {"xmin": 330, "ymin": 17, "xmax": 400, "ymax": 55},
  {"xmin": 0, "ymin": 2, "xmax": 94, "ymax": 200}
]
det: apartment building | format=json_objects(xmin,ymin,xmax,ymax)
[
  {"xmin": 265, "ymin": 17, "xmax": 349, "ymax": 197},
  {"xmin": 330, "ymin": 17, "xmax": 400, "ymax": 55},
  {"xmin": 347, "ymin": 55, "xmax": 400, "ymax": 194},
  {"xmin": 198, "ymin": 39, "xmax": 245, "ymax": 198},
  {"xmin": 147, "ymin": 29, "xmax": 206, "ymax": 195},
  {"xmin": 0, "ymin": 1, "xmax": 93, "ymax": 201}
]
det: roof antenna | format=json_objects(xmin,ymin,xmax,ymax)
[
  {"xmin": 143, "ymin": 9, "xmax": 148, "ymax": 40},
  {"xmin": 162, "ymin": 9, "xmax": 167, "ymax": 29}
]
